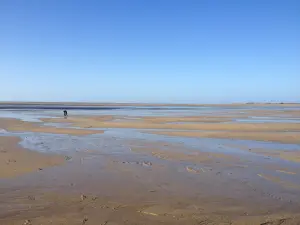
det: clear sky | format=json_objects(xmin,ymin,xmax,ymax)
[{"xmin": 0, "ymin": 0, "xmax": 299, "ymax": 103}]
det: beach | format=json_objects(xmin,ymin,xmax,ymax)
[{"xmin": 1, "ymin": 103, "xmax": 300, "ymax": 224}]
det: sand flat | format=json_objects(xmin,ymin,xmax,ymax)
[
  {"xmin": 0, "ymin": 136, "xmax": 64, "ymax": 178},
  {"xmin": 257, "ymin": 173, "xmax": 300, "ymax": 189},
  {"xmin": 41, "ymin": 117, "xmax": 300, "ymax": 132},
  {"xmin": 0, "ymin": 118, "xmax": 103, "ymax": 135},
  {"xmin": 141, "ymin": 116, "xmax": 234, "ymax": 123},
  {"xmin": 250, "ymin": 148, "xmax": 300, "ymax": 163},
  {"xmin": 131, "ymin": 146, "xmax": 237, "ymax": 163},
  {"xmin": 219, "ymin": 144, "xmax": 300, "ymax": 163},
  {"xmin": 2, "ymin": 105, "xmax": 300, "ymax": 224},
  {"xmin": 240, "ymin": 109, "xmax": 300, "ymax": 117},
  {"xmin": 152, "ymin": 131, "xmax": 300, "ymax": 144}
]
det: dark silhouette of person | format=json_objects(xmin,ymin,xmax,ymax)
[{"xmin": 63, "ymin": 110, "xmax": 68, "ymax": 117}]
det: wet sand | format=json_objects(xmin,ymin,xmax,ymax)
[
  {"xmin": 241, "ymin": 109, "xmax": 300, "ymax": 117},
  {"xmin": 1, "ymin": 135, "xmax": 300, "ymax": 224},
  {"xmin": 141, "ymin": 115, "xmax": 234, "ymax": 123},
  {"xmin": 0, "ymin": 118, "xmax": 104, "ymax": 135},
  {"xmin": 1, "ymin": 104, "xmax": 300, "ymax": 224},
  {"xmin": 41, "ymin": 115, "xmax": 300, "ymax": 143},
  {"xmin": 42, "ymin": 116, "xmax": 300, "ymax": 132},
  {"xmin": 250, "ymin": 148, "xmax": 300, "ymax": 163},
  {"xmin": 0, "ymin": 136, "xmax": 64, "ymax": 178},
  {"xmin": 131, "ymin": 146, "xmax": 238, "ymax": 164},
  {"xmin": 154, "ymin": 131, "xmax": 300, "ymax": 144},
  {"xmin": 221, "ymin": 144, "xmax": 300, "ymax": 163}
]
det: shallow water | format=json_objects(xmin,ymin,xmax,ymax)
[
  {"xmin": 1, "ymin": 104, "xmax": 300, "ymax": 119},
  {"xmin": 1, "ymin": 128, "xmax": 300, "ymax": 210},
  {"xmin": 1, "ymin": 105, "xmax": 300, "ymax": 219},
  {"xmin": 1, "ymin": 106, "xmax": 300, "ymax": 162},
  {"xmin": 233, "ymin": 116, "xmax": 300, "ymax": 123},
  {"xmin": 0, "ymin": 110, "xmax": 58, "ymax": 122}
]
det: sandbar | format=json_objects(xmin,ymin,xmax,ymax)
[
  {"xmin": 153, "ymin": 131, "xmax": 300, "ymax": 144},
  {"xmin": 41, "ymin": 117, "xmax": 300, "ymax": 132}
]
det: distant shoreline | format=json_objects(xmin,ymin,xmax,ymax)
[{"xmin": 0, "ymin": 101, "xmax": 299, "ymax": 108}]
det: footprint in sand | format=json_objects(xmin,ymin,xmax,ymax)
[
  {"xmin": 139, "ymin": 205, "xmax": 173, "ymax": 217},
  {"xmin": 186, "ymin": 166, "xmax": 205, "ymax": 174},
  {"xmin": 276, "ymin": 170, "xmax": 296, "ymax": 175},
  {"xmin": 260, "ymin": 218, "xmax": 291, "ymax": 225},
  {"xmin": 120, "ymin": 160, "xmax": 152, "ymax": 167},
  {"xmin": 142, "ymin": 161, "xmax": 152, "ymax": 167}
]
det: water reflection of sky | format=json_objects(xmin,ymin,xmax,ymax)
[
  {"xmin": 0, "ymin": 110, "xmax": 58, "ymax": 122},
  {"xmin": 1, "ymin": 106, "xmax": 300, "ymax": 156}
]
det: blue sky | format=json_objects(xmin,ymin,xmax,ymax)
[{"xmin": 0, "ymin": 0, "xmax": 299, "ymax": 103}]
